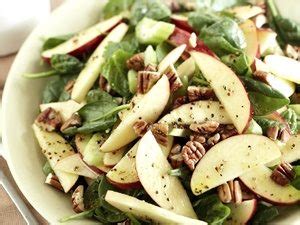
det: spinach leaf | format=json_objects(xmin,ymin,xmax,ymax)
[
  {"xmin": 195, "ymin": 0, "xmax": 249, "ymax": 11},
  {"xmin": 42, "ymin": 34, "xmax": 73, "ymax": 51},
  {"xmin": 200, "ymin": 18, "xmax": 246, "ymax": 56},
  {"xmin": 248, "ymin": 92, "xmax": 290, "ymax": 116},
  {"xmin": 86, "ymin": 89, "xmax": 115, "ymax": 104},
  {"xmin": 74, "ymin": 116, "xmax": 117, "ymax": 134},
  {"xmin": 251, "ymin": 204, "xmax": 279, "ymax": 225},
  {"xmin": 103, "ymin": 0, "xmax": 134, "ymax": 19},
  {"xmin": 42, "ymin": 76, "xmax": 66, "ymax": 103},
  {"xmin": 130, "ymin": 0, "xmax": 171, "ymax": 25},
  {"xmin": 84, "ymin": 177, "xmax": 102, "ymax": 209},
  {"xmin": 241, "ymin": 76, "xmax": 286, "ymax": 99},
  {"xmin": 101, "ymin": 49, "xmax": 132, "ymax": 97},
  {"xmin": 60, "ymin": 209, "xmax": 94, "ymax": 223},
  {"xmin": 291, "ymin": 166, "xmax": 300, "ymax": 190},
  {"xmin": 221, "ymin": 53, "xmax": 252, "ymax": 76},
  {"xmin": 50, "ymin": 54, "xmax": 84, "ymax": 74},
  {"xmin": 188, "ymin": 8, "xmax": 220, "ymax": 33},
  {"xmin": 103, "ymin": 39, "xmax": 139, "ymax": 59},
  {"xmin": 193, "ymin": 194, "xmax": 231, "ymax": 225},
  {"xmin": 281, "ymin": 108, "xmax": 298, "ymax": 134}
]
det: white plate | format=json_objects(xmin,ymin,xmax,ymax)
[{"xmin": 2, "ymin": 0, "xmax": 300, "ymax": 224}]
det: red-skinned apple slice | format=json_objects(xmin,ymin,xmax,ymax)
[
  {"xmin": 191, "ymin": 134, "xmax": 281, "ymax": 195},
  {"xmin": 42, "ymin": 15, "xmax": 122, "ymax": 59},
  {"xmin": 170, "ymin": 14, "xmax": 194, "ymax": 33},
  {"xmin": 224, "ymin": 199, "xmax": 257, "ymax": 225},
  {"xmin": 71, "ymin": 23, "xmax": 129, "ymax": 102},
  {"xmin": 227, "ymin": 5, "xmax": 265, "ymax": 20},
  {"xmin": 103, "ymin": 147, "xmax": 126, "ymax": 167},
  {"xmin": 239, "ymin": 20, "xmax": 258, "ymax": 64},
  {"xmin": 105, "ymin": 191, "xmax": 207, "ymax": 225},
  {"xmin": 240, "ymin": 165, "xmax": 300, "ymax": 205},
  {"xmin": 280, "ymin": 134, "xmax": 300, "ymax": 163},
  {"xmin": 136, "ymin": 131, "xmax": 197, "ymax": 218},
  {"xmin": 106, "ymin": 136, "xmax": 173, "ymax": 190},
  {"xmin": 54, "ymin": 153, "xmax": 99, "ymax": 179},
  {"xmin": 190, "ymin": 51, "xmax": 252, "ymax": 133}
]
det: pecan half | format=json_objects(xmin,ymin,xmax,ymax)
[
  {"xmin": 72, "ymin": 185, "xmax": 85, "ymax": 213},
  {"xmin": 253, "ymin": 14, "xmax": 267, "ymax": 28},
  {"xmin": 144, "ymin": 64, "xmax": 157, "ymax": 72},
  {"xmin": 173, "ymin": 96, "xmax": 188, "ymax": 109},
  {"xmin": 182, "ymin": 141, "xmax": 206, "ymax": 170},
  {"xmin": 165, "ymin": 65, "xmax": 183, "ymax": 92},
  {"xmin": 189, "ymin": 121, "xmax": 219, "ymax": 134},
  {"xmin": 207, "ymin": 133, "xmax": 221, "ymax": 147},
  {"xmin": 133, "ymin": 120, "xmax": 149, "ymax": 137},
  {"xmin": 35, "ymin": 107, "xmax": 62, "ymax": 132},
  {"xmin": 137, "ymin": 71, "xmax": 161, "ymax": 94},
  {"xmin": 60, "ymin": 113, "xmax": 82, "ymax": 132},
  {"xmin": 219, "ymin": 124, "xmax": 238, "ymax": 140},
  {"xmin": 45, "ymin": 173, "xmax": 63, "ymax": 191},
  {"xmin": 126, "ymin": 53, "xmax": 144, "ymax": 71},
  {"xmin": 271, "ymin": 162, "xmax": 295, "ymax": 186},
  {"xmin": 218, "ymin": 180, "xmax": 242, "ymax": 204},
  {"xmin": 64, "ymin": 79, "xmax": 75, "ymax": 94},
  {"xmin": 151, "ymin": 123, "xmax": 169, "ymax": 146},
  {"xmin": 267, "ymin": 126, "xmax": 290, "ymax": 143},
  {"xmin": 190, "ymin": 135, "xmax": 206, "ymax": 144},
  {"xmin": 168, "ymin": 144, "xmax": 183, "ymax": 168},
  {"xmin": 187, "ymin": 86, "xmax": 215, "ymax": 102},
  {"xmin": 99, "ymin": 75, "xmax": 111, "ymax": 93}
]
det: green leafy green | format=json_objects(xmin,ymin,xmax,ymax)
[
  {"xmin": 42, "ymin": 34, "xmax": 73, "ymax": 51},
  {"xmin": 221, "ymin": 53, "xmax": 252, "ymax": 76},
  {"xmin": 248, "ymin": 92, "xmax": 290, "ymax": 116},
  {"xmin": 254, "ymin": 117, "xmax": 284, "ymax": 134},
  {"xmin": 281, "ymin": 108, "xmax": 298, "ymax": 134},
  {"xmin": 188, "ymin": 8, "xmax": 220, "ymax": 32},
  {"xmin": 200, "ymin": 18, "xmax": 246, "ymax": 56},
  {"xmin": 103, "ymin": 0, "xmax": 134, "ymax": 19},
  {"xmin": 103, "ymin": 39, "xmax": 139, "ymax": 59},
  {"xmin": 130, "ymin": 0, "xmax": 171, "ymax": 25},
  {"xmin": 42, "ymin": 161, "xmax": 53, "ymax": 175},
  {"xmin": 101, "ymin": 49, "xmax": 132, "ymax": 97},
  {"xmin": 86, "ymin": 89, "xmax": 115, "ymax": 104},
  {"xmin": 291, "ymin": 165, "xmax": 300, "ymax": 190},
  {"xmin": 195, "ymin": 0, "xmax": 249, "ymax": 11},
  {"xmin": 193, "ymin": 194, "xmax": 231, "ymax": 225},
  {"xmin": 251, "ymin": 204, "xmax": 279, "ymax": 225}
]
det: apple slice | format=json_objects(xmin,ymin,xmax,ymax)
[
  {"xmin": 191, "ymin": 52, "xmax": 252, "ymax": 133},
  {"xmin": 160, "ymin": 100, "xmax": 232, "ymax": 125},
  {"xmin": 75, "ymin": 133, "xmax": 92, "ymax": 154},
  {"xmin": 227, "ymin": 5, "xmax": 264, "ymax": 20},
  {"xmin": 158, "ymin": 44, "xmax": 186, "ymax": 74},
  {"xmin": 257, "ymin": 29, "xmax": 283, "ymax": 56},
  {"xmin": 280, "ymin": 134, "xmax": 300, "ymax": 163},
  {"xmin": 103, "ymin": 147, "xmax": 126, "ymax": 167},
  {"xmin": 191, "ymin": 134, "xmax": 281, "ymax": 195},
  {"xmin": 224, "ymin": 199, "xmax": 257, "ymax": 225},
  {"xmin": 32, "ymin": 124, "xmax": 78, "ymax": 192},
  {"xmin": 82, "ymin": 133, "xmax": 105, "ymax": 167},
  {"xmin": 100, "ymin": 75, "xmax": 170, "ymax": 152},
  {"xmin": 239, "ymin": 20, "xmax": 258, "ymax": 64},
  {"xmin": 136, "ymin": 131, "xmax": 197, "ymax": 218},
  {"xmin": 71, "ymin": 23, "xmax": 128, "ymax": 102},
  {"xmin": 240, "ymin": 165, "xmax": 300, "ymax": 204},
  {"xmin": 42, "ymin": 15, "xmax": 122, "ymax": 59},
  {"xmin": 105, "ymin": 191, "xmax": 207, "ymax": 225},
  {"xmin": 265, "ymin": 55, "xmax": 300, "ymax": 84},
  {"xmin": 177, "ymin": 57, "xmax": 196, "ymax": 79},
  {"xmin": 170, "ymin": 14, "xmax": 194, "ymax": 33},
  {"xmin": 106, "ymin": 136, "xmax": 173, "ymax": 189},
  {"xmin": 54, "ymin": 153, "xmax": 99, "ymax": 179},
  {"xmin": 40, "ymin": 100, "xmax": 84, "ymax": 122},
  {"xmin": 118, "ymin": 94, "xmax": 144, "ymax": 121}
]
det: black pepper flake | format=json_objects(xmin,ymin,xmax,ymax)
[
  {"xmin": 167, "ymin": 198, "xmax": 170, "ymax": 201},
  {"xmin": 155, "ymin": 191, "xmax": 159, "ymax": 194},
  {"xmin": 211, "ymin": 113, "xmax": 214, "ymax": 118}
]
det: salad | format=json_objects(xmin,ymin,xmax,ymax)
[{"xmin": 25, "ymin": 0, "xmax": 300, "ymax": 224}]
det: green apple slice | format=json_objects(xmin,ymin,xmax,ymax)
[
  {"xmin": 105, "ymin": 191, "xmax": 207, "ymax": 225},
  {"xmin": 224, "ymin": 199, "xmax": 257, "ymax": 225},
  {"xmin": 82, "ymin": 133, "xmax": 105, "ymax": 167},
  {"xmin": 265, "ymin": 55, "xmax": 300, "ymax": 84},
  {"xmin": 160, "ymin": 101, "xmax": 232, "ymax": 125},
  {"xmin": 280, "ymin": 134, "xmax": 300, "ymax": 163},
  {"xmin": 240, "ymin": 165, "xmax": 300, "ymax": 204},
  {"xmin": 54, "ymin": 153, "xmax": 99, "ymax": 179},
  {"xmin": 100, "ymin": 75, "xmax": 170, "ymax": 152},
  {"xmin": 106, "ymin": 136, "xmax": 173, "ymax": 189},
  {"xmin": 40, "ymin": 100, "xmax": 84, "ymax": 121},
  {"xmin": 177, "ymin": 57, "xmax": 195, "ymax": 79},
  {"xmin": 71, "ymin": 23, "xmax": 129, "ymax": 102},
  {"xmin": 75, "ymin": 133, "xmax": 92, "ymax": 154},
  {"xmin": 136, "ymin": 131, "xmax": 197, "ymax": 218},
  {"xmin": 191, "ymin": 134, "xmax": 281, "ymax": 195},
  {"xmin": 41, "ymin": 15, "xmax": 122, "ymax": 59},
  {"xmin": 191, "ymin": 52, "xmax": 252, "ymax": 133},
  {"xmin": 227, "ymin": 5, "xmax": 264, "ymax": 20},
  {"xmin": 103, "ymin": 147, "xmax": 126, "ymax": 167},
  {"xmin": 32, "ymin": 124, "xmax": 78, "ymax": 192}
]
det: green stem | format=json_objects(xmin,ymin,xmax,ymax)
[
  {"xmin": 59, "ymin": 209, "xmax": 94, "ymax": 222},
  {"xmin": 193, "ymin": 77, "xmax": 209, "ymax": 86},
  {"xmin": 91, "ymin": 104, "xmax": 131, "ymax": 122},
  {"xmin": 168, "ymin": 168, "xmax": 184, "ymax": 177},
  {"xmin": 267, "ymin": 0, "xmax": 279, "ymax": 18},
  {"xmin": 23, "ymin": 70, "xmax": 57, "ymax": 79}
]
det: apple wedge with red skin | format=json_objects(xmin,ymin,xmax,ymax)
[
  {"xmin": 224, "ymin": 199, "xmax": 257, "ymax": 225},
  {"xmin": 42, "ymin": 15, "xmax": 122, "ymax": 60},
  {"xmin": 240, "ymin": 165, "xmax": 300, "ymax": 205},
  {"xmin": 170, "ymin": 14, "xmax": 194, "ymax": 33},
  {"xmin": 191, "ymin": 51, "xmax": 252, "ymax": 133}
]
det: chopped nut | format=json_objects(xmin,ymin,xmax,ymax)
[
  {"xmin": 137, "ymin": 71, "xmax": 161, "ymax": 94},
  {"xmin": 35, "ymin": 107, "xmax": 62, "ymax": 131},
  {"xmin": 45, "ymin": 173, "xmax": 63, "ymax": 191},
  {"xmin": 285, "ymin": 44, "xmax": 300, "ymax": 61},
  {"xmin": 189, "ymin": 32, "xmax": 197, "ymax": 48},
  {"xmin": 189, "ymin": 121, "xmax": 219, "ymax": 134},
  {"xmin": 253, "ymin": 70, "xmax": 269, "ymax": 84},
  {"xmin": 169, "ymin": 144, "xmax": 183, "ymax": 168},
  {"xmin": 126, "ymin": 53, "xmax": 144, "ymax": 71},
  {"xmin": 279, "ymin": 128, "xmax": 291, "ymax": 143},
  {"xmin": 271, "ymin": 162, "xmax": 295, "ymax": 186},
  {"xmin": 207, "ymin": 133, "xmax": 221, "ymax": 147},
  {"xmin": 220, "ymin": 125, "xmax": 238, "ymax": 140},
  {"xmin": 99, "ymin": 75, "xmax": 111, "ymax": 93},
  {"xmin": 72, "ymin": 185, "xmax": 85, "ymax": 213},
  {"xmin": 151, "ymin": 123, "xmax": 169, "ymax": 146},
  {"xmin": 133, "ymin": 120, "xmax": 149, "ymax": 137},
  {"xmin": 173, "ymin": 96, "xmax": 188, "ymax": 109},
  {"xmin": 165, "ymin": 65, "xmax": 183, "ymax": 92},
  {"xmin": 190, "ymin": 135, "xmax": 206, "ymax": 144},
  {"xmin": 60, "ymin": 114, "xmax": 82, "ymax": 132},
  {"xmin": 64, "ymin": 80, "xmax": 75, "ymax": 94},
  {"xmin": 187, "ymin": 86, "xmax": 215, "ymax": 102},
  {"xmin": 218, "ymin": 180, "xmax": 242, "ymax": 204},
  {"xmin": 253, "ymin": 14, "xmax": 267, "ymax": 28},
  {"xmin": 144, "ymin": 64, "xmax": 157, "ymax": 72},
  {"xmin": 182, "ymin": 141, "xmax": 206, "ymax": 170},
  {"xmin": 266, "ymin": 126, "xmax": 279, "ymax": 141}
]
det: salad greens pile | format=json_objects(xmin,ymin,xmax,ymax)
[{"xmin": 26, "ymin": 0, "xmax": 300, "ymax": 224}]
